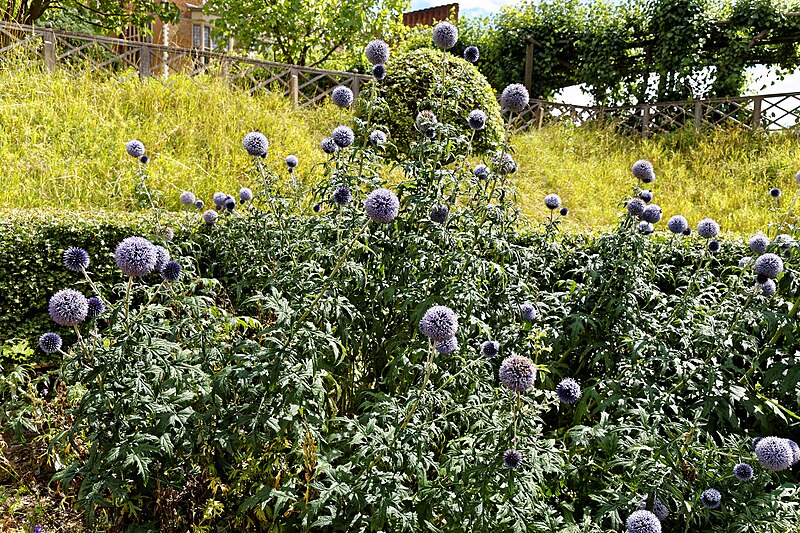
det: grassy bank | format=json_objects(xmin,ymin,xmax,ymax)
[{"xmin": 1, "ymin": 67, "xmax": 798, "ymax": 233}]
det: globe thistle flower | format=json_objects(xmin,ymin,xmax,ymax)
[
  {"xmin": 708, "ymin": 239, "xmax": 721, "ymax": 253},
  {"xmin": 632, "ymin": 160, "xmax": 655, "ymax": 182},
  {"xmin": 86, "ymin": 296, "xmax": 104, "ymax": 319},
  {"xmin": 179, "ymin": 191, "xmax": 196, "ymax": 206},
  {"xmin": 641, "ymin": 204, "xmax": 662, "ymax": 224},
  {"xmin": 499, "ymin": 354, "xmax": 536, "ymax": 393},
  {"xmin": 555, "ymin": 378, "xmax": 581, "ymax": 404},
  {"xmin": 463, "ymin": 45, "xmax": 479, "ymax": 63},
  {"xmin": 312, "ymin": 203, "xmax": 321, "ymax": 213},
  {"xmin": 419, "ymin": 305, "xmax": 458, "ymax": 342},
  {"xmin": 286, "ymin": 155, "xmax": 299, "ymax": 169},
  {"xmin": 48, "ymin": 289, "xmax": 88, "ymax": 326},
  {"xmin": 755, "ymin": 436, "xmax": 793, "ymax": 471},
  {"xmin": 774, "ymin": 233, "xmax": 795, "ymax": 249},
  {"xmin": 332, "ymin": 125, "xmax": 355, "ymax": 148},
  {"xmin": 786, "ymin": 439, "xmax": 800, "ymax": 465},
  {"xmin": 638, "ymin": 221, "xmax": 654, "ymax": 235},
  {"xmin": 160, "ymin": 261, "xmax": 182, "ymax": 282},
  {"xmin": 39, "ymin": 332, "xmax": 62, "ymax": 354},
  {"xmin": 638, "ymin": 190, "xmax": 653, "ymax": 203},
  {"xmin": 239, "ymin": 187, "xmax": 253, "ymax": 203},
  {"xmin": 754, "ymin": 253, "xmax": 784, "ymax": 279},
  {"xmin": 667, "ymin": 215, "xmax": 688, "ymax": 234},
  {"xmin": 430, "ymin": 204, "xmax": 449, "ymax": 224},
  {"xmin": 733, "ymin": 462, "xmax": 754, "ymax": 481},
  {"xmin": 125, "ymin": 139, "xmax": 145, "ymax": 158},
  {"xmin": 63, "ymin": 247, "xmax": 89, "ymax": 272},
  {"xmin": 756, "ymin": 272, "xmax": 769, "ymax": 285},
  {"xmin": 502, "ymin": 449, "xmax": 523, "ymax": 469},
  {"xmin": 369, "ymin": 130, "xmax": 387, "ymax": 146},
  {"xmin": 696, "ymin": 218, "xmax": 720, "ymax": 239},
  {"xmin": 432, "ymin": 21, "xmax": 458, "ymax": 50},
  {"xmin": 415, "ymin": 110, "xmax": 437, "ymax": 135},
  {"xmin": 435, "ymin": 336, "xmax": 459, "ymax": 354},
  {"xmin": 626, "ymin": 198, "xmax": 646, "ymax": 217},
  {"xmin": 796, "ymin": 170, "xmax": 800, "ymax": 184},
  {"xmin": 699, "ymin": 488, "xmax": 721, "ymax": 510},
  {"xmin": 115, "ymin": 237, "xmax": 156, "ymax": 277},
  {"xmin": 224, "ymin": 196, "xmax": 236, "ymax": 212},
  {"xmin": 468, "ymin": 110, "xmax": 487, "ymax": 130},
  {"xmin": 762, "ymin": 279, "xmax": 777, "ymax": 296},
  {"xmin": 364, "ymin": 188, "xmax": 400, "ymax": 224},
  {"xmin": 140, "ymin": 155, "xmax": 150, "ymax": 164},
  {"xmin": 626, "ymin": 511, "xmax": 661, "ymax": 533},
  {"xmin": 212, "ymin": 192, "xmax": 227, "ymax": 208},
  {"xmin": 333, "ymin": 186, "xmax": 352, "ymax": 206},
  {"xmin": 34, "ymin": 526, "xmax": 43, "ymax": 533},
  {"xmin": 195, "ymin": 200, "xmax": 205, "ymax": 210},
  {"xmin": 544, "ymin": 194, "xmax": 562, "ymax": 210},
  {"xmin": 481, "ymin": 340, "xmax": 500, "ymax": 358},
  {"xmin": 321, "ymin": 137, "xmax": 338, "ymax": 154},
  {"xmin": 749, "ymin": 234, "xmax": 769, "ymax": 253},
  {"xmin": 639, "ymin": 497, "xmax": 669, "ymax": 522},
  {"xmin": 474, "ymin": 164, "xmax": 490, "ymax": 180},
  {"xmin": 203, "ymin": 210, "xmax": 219, "ymax": 225},
  {"xmin": 372, "ymin": 64, "xmax": 386, "ymax": 81},
  {"xmin": 752, "ymin": 436, "xmax": 763, "ymax": 447},
  {"xmin": 330, "ymin": 85, "xmax": 354, "ymax": 109},
  {"xmin": 500, "ymin": 83, "xmax": 530, "ymax": 112},
  {"xmin": 560, "ymin": 207, "xmax": 569, "ymax": 216},
  {"xmin": 364, "ymin": 39, "xmax": 390, "ymax": 65},
  {"xmin": 492, "ymin": 153, "xmax": 517, "ymax": 175},
  {"xmin": 739, "ymin": 256, "xmax": 753, "ymax": 268},
  {"xmin": 770, "ymin": 187, "xmax": 782, "ymax": 198},
  {"xmin": 242, "ymin": 131, "xmax": 269, "ymax": 157},
  {"xmin": 152, "ymin": 245, "xmax": 170, "ymax": 272},
  {"xmin": 520, "ymin": 302, "xmax": 538, "ymax": 322}
]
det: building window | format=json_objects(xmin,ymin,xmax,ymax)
[
  {"xmin": 192, "ymin": 24, "xmax": 201, "ymax": 48},
  {"xmin": 204, "ymin": 26, "xmax": 212, "ymax": 50}
]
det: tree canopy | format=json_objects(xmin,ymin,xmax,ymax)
[{"xmin": 2, "ymin": 0, "xmax": 179, "ymax": 31}]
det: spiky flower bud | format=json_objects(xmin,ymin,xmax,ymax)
[
  {"xmin": 544, "ymin": 194, "xmax": 562, "ymax": 210},
  {"xmin": 364, "ymin": 39, "xmax": 390, "ymax": 65},
  {"xmin": 242, "ymin": 131, "xmax": 269, "ymax": 157},
  {"xmin": 499, "ymin": 355, "xmax": 536, "ymax": 393},
  {"xmin": 39, "ymin": 332, "xmax": 62, "ymax": 354},
  {"xmin": 331, "ymin": 85, "xmax": 354, "ymax": 109},
  {"xmin": 468, "ymin": 110, "xmax": 487, "ymax": 130},
  {"xmin": 696, "ymin": 218, "xmax": 720, "ymax": 239},
  {"xmin": 126, "ymin": 140, "xmax": 145, "ymax": 158},
  {"xmin": 463, "ymin": 45, "xmax": 479, "ymax": 63},
  {"xmin": 63, "ymin": 247, "xmax": 90, "ymax": 272},
  {"xmin": 555, "ymin": 378, "xmax": 581, "ymax": 404},
  {"xmin": 432, "ymin": 21, "xmax": 458, "ymax": 50},
  {"xmin": 419, "ymin": 305, "xmax": 458, "ymax": 342},
  {"xmin": 48, "ymin": 289, "xmax": 88, "ymax": 326},
  {"xmin": 500, "ymin": 83, "xmax": 529, "ymax": 112},
  {"xmin": 667, "ymin": 215, "xmax": 688, "ymax": 234},
  {"xmin": 364, "ymin": 188, "xmax": 400, "ymax": 223}
]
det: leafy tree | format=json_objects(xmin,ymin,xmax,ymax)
[
  {"xmin": 206, "ymin": 0, "xmax": 409, "ymax": 68},
  {"xmin": 1, "ymin": 0, "xmax": 179, "ymax": 31}
]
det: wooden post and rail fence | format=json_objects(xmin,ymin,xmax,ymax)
[{"xmin": 1, "ymin": 21, "xmax": 798, "ymax": 135}]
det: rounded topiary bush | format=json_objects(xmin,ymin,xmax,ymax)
[{"xmin": 362, "ymin": 47, "xmax": 503, "ymax": 155}]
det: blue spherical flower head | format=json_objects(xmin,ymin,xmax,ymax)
[
  {"xmin": 415, "ymin": 110, "xmax": 437, "ymax": 136},
  {"xmin": 63, "ymin": 247, "xmax": 89, "ymax": 272},
  {"xmin": 481, "ymin": 340, "xmax": 500, "ymax": 358},
  {"xmin": 39, "ymin": 332, "xmax": 62, "ymax": 354},
  {"xmin": 364, "ymin": 39, "xmax": 390, "ymax": 65},
  {"xmin": 474, "ymin": 164, "xmax": 490, "ymax": 180},
  {"xmin": 560, "ymin": 207, "xmax": 569, "ymax": 216},
  {"xmin": 49, "ymin": 288, "xmax": 88, "ymax": 326},
  {"xmin": 126, "ymin": 139, "xmax": 145, "ymax": 158},
  {"xmin": 770, "ymin": 187, "xmax": 782, "ymax": 198},
  {"xmin": 639, "ymin": 497, "xmax": 669, "ymax": 522},
  {"xmin": 153, "ymin": 245, "xmax": 170, "ymax": 272},
  {"xmin": 556, "ymin": 378, "xmax": 581, "ymax": 404},
  {"xmin": 632, "ymin": 160, "xmax": 655, "ymax": 183},
  {"xmin": 499, "ymin": 354, "xmax": 536, "ymax": 393},
  {"xmin": 430, "ymin": 204, "xmax": 449, "ymax": 224},
  {"xmin": 749, "ymin": 234, "xmax": 769, "ymax": 253},
  {"xmin": 365, "ymin": 188, "xmax": 400, "ymax": 224},
  {"xmin": 626, "ymin": 510, "xmax": 661, "ymax": 533},
  {"xmin": 419, "ymin": 305, "xmax": 458, "ymax": 342},
  {"xmin": 762, "ymin": 279, "xmax": 777, "ymax": 296},
  {"xmin": 733, "ymin": 462, "xmax": 754, "ymax": 481},
  {"xmin": 739, "ymin": 256, "xmax": 752, "ymax": 268},
  {"xmin": 755, "ymin": 436, "xmax": 793, "ymax": 471},
  {"xmin": 203, "ymin": 210, "xmax": 219, "ymax": 225},
  {"xmin": 754, "ymin": 253, "xmax": 784, "ymax": 279},
  {"xmin": 682, "ymin": 228, "xmax": 692, "ymax": 236},
  {"xmin": 696, "ymin": 218, "xmax": 720, "ymax": 239},
  {"xmin": 179, "ymin": 191, "xmax": 196, "ymax": 206},
  {"xmin": 239, "ymin": 187, "xmax": 253, "ymax": 203},
  {"xmin": 432, "ymin": 21, "xmax": 458, "ymax": 50},
  {"xmin": 626, "ymin": 198, "xmax": 646, "ymax": 217},
  {"xmin": 641, "ymin": 204, "xmax": 662, "ymax": 223},
  {"xmin": 242, "ymin": 131, "xmax": 269, "ymax": 157},
  {"xmin": 503, "ymin": 449, "xmax": 523, "ymax": 469},
  {"xmin": 86, "ymin": 296, "xmax": 104, "ymax": 319},
  {"xmin": 333, "ymin": 186, "xmax": 352, "ymax": 206},
  {"xmin": 774, "ymin": 233, "xmax": 795, "ymax": 249},
  {"xmin": 752, "ymin": 436, "xmax": 763, "ymax": 448},
  {"xmin": 312, "ymin": 203, "xmax": 321, "ymax": 213},
  {"xmin": 34, "ymin": 525, "xmax": 43, "ymax": 533},
  {"xmin": 700, "ymin": 488, "xmax": 721, "ymax": 510},
  {"xmin": 372, "ymin": 64, "xmax": 387, "ymax": 80},
  {"xmin": 520, "ymin": 302, "xmax": 537, "ymax": 322},
  {"xmin": 463, "ymin": 45, "xmax": 479, "ymax": 63},
  {"xmin": 638, "ymin": 189, "xmax": 654, "ymax": 203},
  {"xmin": 708, "ymin": 239, "xmax": 721, "ymax": 253},
  {"xmin": 213, "ymin": 192, "xmax": 227, "ymax": 207},
  {"xmin": 224, "ymin": 196, "xmax": 236, "ymax": 212},
  {"xmin": 321, "ymin": 137, "xmax": 338, "ymax": 154},
  {"xmin": 492, "ymin": 153, "xmax": 517, "ymax": 175},
  {"xmin": 468, "ymin": 109, "xmax": 487, "ymax": 130},
  {"xmin": 139, "ymin": 155, "xmax": 149, "ymax": 164},
  {"xmin": 331, "ymin": 85, "xmax": 354, "ymax": 109},
  {"xmin": 195, "ymin": 200, "xmax": 205, "ymax": 210},
  {"xmin": 332, "ymin": 126, "xmax": 355, "ymax": 148},
  {"xmin": 544, "ymin": 194, "xmax": 562, "ymax": 210},
  {"xmin": 786, "ymin": 439, "xmax": 800, "ymax": 465},
  {"xmin": 500, "ymin": 83, "xmax": 529, "ymax": 112},
  {"xmin": 115, "ymin": 236, "xmax": 156, "ymax": 277},
  {"xmin": 638, "ymin": 221, "xmax": 654, "ymax": 235},
  {"xmin": 369, "ymin": 130, "xmax": 387, "ymax": 146},
  {"xmin": 161, "ymin": 261, "xmax": 182, "ymax": 282},
  {"xmin": 286, "ymin": 155, "xmax": 299, "ymax": 169},
  {"xmin": 435, "ymin": 336, "xmax": 459, "ymax": 354},
  {"xmin": 667, "ymin": 215, "xmax": 688, "ymax": 234}
]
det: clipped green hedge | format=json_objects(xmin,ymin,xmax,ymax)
[
  {"xmin": 363, "ymin": 47, "xmax": 504, "ymax": 155},
  {"xmin": 0, "ymin": 209, "xmax": 183, "ymax": 348}
]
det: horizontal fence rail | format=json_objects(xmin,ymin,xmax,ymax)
[{"xmin": 1, "ymin": 21, "xmax": 799, "ymax": 134}]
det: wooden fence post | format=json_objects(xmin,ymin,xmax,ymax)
[
  {"xmin": 535, "ymin": 104, "xmax": 544, "ymax": 130},
  {"xmin": 524, "ymin": 38, "xmax": 534, "ymax": 93},
  {"xmin": 41, "ymin": 25, "xmax": 56, "ymax": 72},
  {"xmin": 752, "ymin": 96, "xmax": 763, "ymax": 129},
  {"xmin": 641, "ymin": 106, "xmax": 650, "ymax": 137},
  {"xmin": 289, "ymin": 70, "xmax": 299, "ymax": 107},
  {"xmin": 694, "ymin": 100, "xmax": 702, "ymax": 132},
  {"xmin": 139, "ymin": 45, "xmax": 151, "ymax": 79}
]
